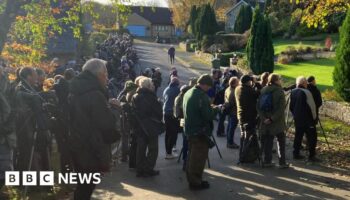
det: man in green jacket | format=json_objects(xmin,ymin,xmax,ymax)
[
  {"xmin": 183, "ymin": 74, "xmax": 219, "ymax": 190},
  {"xmin": 257, "ymin": 73, "xmax": 289, "ymax": 168}
]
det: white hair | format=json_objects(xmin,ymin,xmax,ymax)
[
  {"xmin": 82, "ymin": 58, "xmax": 107, "ymax": 76},
  {"xmin": 296, "ymin": 76, "xmax": 307, "ymax": 86},
  {"xmin": 139, "ymin": 77, "xmax": 154, "ymax": 90}
]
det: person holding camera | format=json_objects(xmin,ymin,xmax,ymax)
[
  {"xmin": 69, "ymin": 59, "xmax": 120, "ymax": 199},
  {"xmin": 257, "ymin": 73, "xmax": 289, "ymax": 168},
  {"xmin": 183, "ymin": 74, "xmax": 220, "ymax": 190}
]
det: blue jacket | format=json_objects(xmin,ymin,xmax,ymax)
[{"xmin": 163, "ymin": 82, "xmax": 180, "ymax": 115}]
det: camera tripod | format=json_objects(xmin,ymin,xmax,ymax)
[{"xmin": 177, "ymin": 134, "xmax": 223, "ymax": 169}]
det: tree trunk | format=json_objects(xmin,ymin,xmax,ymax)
[{"xmin": 0, "ymin": 0, "xmax": 26, "ymax": 54}]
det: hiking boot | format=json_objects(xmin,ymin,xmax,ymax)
[
  {"xmin": 227, "ymin": 143, "xmax": 239, "ymax": 149},
  {"xmin": 165, "ymin": 153, "xmax": 178, "ymax": 159},
  {"xmin": 308, "ymin": 157, "xmax": 322, "ymax": 163},
  {"xmin": 278, "ymin": 163, "xmax": 290, "ymax": 169},
  {"xmin": 189, "ymin": 181, "xmax": 210, "ymax": 190},
  {"xmin": 293, "ymin": 154, "xmax": 305, "ymax": 160},
  {"xmin": 136, "ymin": 171, "xmax": 146, "ymax": 178},
  {"xmin": 262, "ymin": 162, "xmax": 275, "ymax": 168},
  {"xmin": 145, "ymin": 170, "xmax": 160, "ymax": 177}
]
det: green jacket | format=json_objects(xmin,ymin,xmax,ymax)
[
  {"xmin": 257, "ymin": 84, "xmax": 286, "ymax": 136},
  {"xmin": 183, "ymin": 86, "xmax": 217, "ymax": 137}
]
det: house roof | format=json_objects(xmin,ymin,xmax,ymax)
[
  {"xmin": 130, "ymin": 6, "xmax": 173, "ymax": 25},
  {"xmin": 225, "ymin": 0, "xmax": 265, "ymax": 15}
]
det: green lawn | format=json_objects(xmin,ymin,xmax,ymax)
[
  {"xmin": 274, "ymin": 58, "xmax": 335, "ymax": 91},
  {"xmin": 273, "ymin": 33, "xmax": 339, "ymax": 55}
]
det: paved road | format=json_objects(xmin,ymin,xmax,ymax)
[{"xmin": 92, "ymin": 41, "xmax": 350, "ymax": 200}]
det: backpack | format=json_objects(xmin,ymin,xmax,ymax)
[
  {"xmin": 259, "ymin": 92, "xmax": 273, "ymax": 112},
  {"xmin": 239, "ymin": 124, "xmax": 261, "ymax": 164}
]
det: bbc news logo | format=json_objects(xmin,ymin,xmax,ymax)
[{"xmin": 5, "ymin": 171, "xmax": 101, "ymax": 186}]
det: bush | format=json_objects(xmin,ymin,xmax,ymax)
[
  {"xmin": 88, "ymin": 32, "xmax": 108, "ymax": 54},
  {"xmin": 220, "ymin": 52, "xmax": 234, "ymax": 66},
  {"xmin": 237, "ymin": 57, "xmax": 249, "ymax": 70},
  {"xmin": 322, "ymin": 89, "xmax": 344, "ymax": 102},
  {"xmin": 333, "ymin": 9, "xmax": 350, "ymax": 102},
  {"xmin": 295, "ymin": 25, "xmax": 320, "ymax": 38},
  {"xmin": 201, "ymin": 35, "xmax": 215, "ymax": 52}
]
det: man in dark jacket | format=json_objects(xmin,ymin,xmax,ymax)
[
  {"xmin": 235, "ymin": 75, "xmax": 259, "ymax": 159},
  {"xmin": 168, "ymin": 45, "xmax": 176, "ymax": 64},
  {"xmin": 307, "ymin": 76, "xmax": 323, "ymax": 118},
  {"xmin": 163, "ymin": 77, "xmax": 180, "ymax": 159},
  {"xmin": 15, "ymin": 67, "xmax": 49, "ymax": 172},
  {"xmin": 69, "ymin": 59, "xmax": 120, "ymax": 200},
  {"xmin": 131, "ymin": 77, "xmax": 163, "ymax": 177},
  {"xmin": 290, "ymin": 76, "xmax": 319, "ymax": 162},
  {"xmin": 183, "ymin": 74, "xmax": 219, "ymax": 190}
]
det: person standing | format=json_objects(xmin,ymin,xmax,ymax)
[
  {"xmin": 132, "ymin": 77, "xmax": 163, "ymax": 177},
  {"xmin": 257, "ymin": 73, "xmax": 289, "ymax": 168},
  {"xmin": 152, "ymin": 68, "xmax": 162, "ymax": 95},
  {"xmin": 168, "ymin": 45, "xmax": 176, "ymax": 64},
  {"xmin": 290, "ymin": 76, "xmax": 320, "ymax": 162},
  {"xmin": 69, "ymin": 59, "xmax": 120, "ymax": 199},
  {"xmin": 307, "ymin": 76, "xmax": 323, "ymax": 119},
  {"xmin": 235, "ymin": 75, "xmax": 259, "ymax": 162},
  {"xmin": 224, "ymin": 77, "xmax": 239, "ymax": 149},
  {"xmin": 183, "ymin": 74, "xmax": 219, "ymax": 190},
  {"xmin": 163, "ymin": 77, "xmax": 180, "ymax": 159}
]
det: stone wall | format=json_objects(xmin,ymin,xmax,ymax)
[{"xmin": 320, "ymin": 101, "xmax": 350, "ymax": 125}]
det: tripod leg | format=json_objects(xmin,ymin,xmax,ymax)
[
  {"xmin": 177, "ymin": 148, "xmax": 183, "ymax": 163},
  {"xmin": 212, "ymin": 135, "xmax": 223, "ymax": 159},
  {"xmin": 207, "ymin": 156, "xmax": 211, "ymax": 169},
  {"xmin": 318, "ymin": 119, "xmax": 331, "ymax": 150},
  {"xmin": 22, "ymin": 130, "xmax": 38, "ymax": 200}
]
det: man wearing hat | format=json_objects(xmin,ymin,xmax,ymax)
[
  {"xmin": 307, "ymin": 76, "xmax": 322, "ymax": 119},
  {"xmin": 235, "ymin": 75, "xmax": 259, "ymax": 160},
  {"xmin": 183, "ymin": 74, "xmax": 220, "ymax": 190}
]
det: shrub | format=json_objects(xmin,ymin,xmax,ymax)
[
  {"xmin": 295, "ymin": 25, "xmax": 320, "ymax": 38},
  {"xmin": 246, "ymin": 7, "xmax": 274, "ymax": 74},
  {"xmin": 322, "ymin": 89, "xmax": 344, "ymax": 102},
  {"xmin": 237, "ymin": 57, "xmax": 249, "ymax": 70},
  {"xmin": 333, "ymin": 9, "xmax": 350, "ymax": 102},
  {"xmin": 87, "ymin": 32, "xmax": 108, "ymax": 54},
  {"xmin": 201, "ymin": 35, "xmax": 215, "ymax": 52},
  {"xmin": 234, "ymin": 5, "xmax": 252, "ymax": 34}
]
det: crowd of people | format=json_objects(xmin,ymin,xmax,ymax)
[{"xmin": 0, "ymin": 41, "xmax": 324, "ymax": 199}]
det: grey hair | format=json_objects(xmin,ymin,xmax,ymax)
[
  {"xmin": 82, "ymin": 58, "xmax": 107, "ymax": 76},
  {"xmin": 139, "ymin": 77, "xmax": 154, "ymax": 90},
  {"xmin": 296, "ymin": 76, "xmax": 307, "ymax": 86}
]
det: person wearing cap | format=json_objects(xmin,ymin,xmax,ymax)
[
  {"xmin": 163, "ymin": 76, "xmax": 180, "ymax": 159},
  {"xmin": 307, "ymin": 76, "xmax": 322, "ymax": 119},
  {"xmin": 117, "ymin": 81, "xmax": 138, "ymax": 163},
  {"xmin": 174, "ymin": 84, "xmax": 192, "ymax": 170},
  {"xmin": 168, "ymin": 45, "xmax": 176, "ymax": 64},
  {"xmin": 151, "ymin": 68, "xmax": 162, "ymax": 95},
  {"xmin": 183, "ymin": 74, "xmax": 220, "ymax": 190},
  {"xmin": 235, "ymin": 74, "xmax": 259, "ymax": 159}
]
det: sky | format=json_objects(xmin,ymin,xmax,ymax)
[{"xmin": 92, "ymin": 0, "xmax": 169, "ymax": 7}]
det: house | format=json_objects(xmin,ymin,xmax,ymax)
[
  {"xmin": 225, "ymin": 0, "xmax": 265, "ymax": 32},
  {"xmin": 123, "ymin": 6, "xmax": 178, "ymax": 38}
]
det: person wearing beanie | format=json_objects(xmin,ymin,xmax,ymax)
[
  {"xmin": 163, "ymin": 76, "xmax": 181, "ymax": 159},
  {"xmin": 235, "ymin": 74, "xmax": 259, "ymax": 162},
  {"xmin": 183, "ymin": 74, "xmax": 220, "ymax": 190},
  {"xmin": 307, "ymin": 76, "xmax": 322, "ymax": 118}
]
